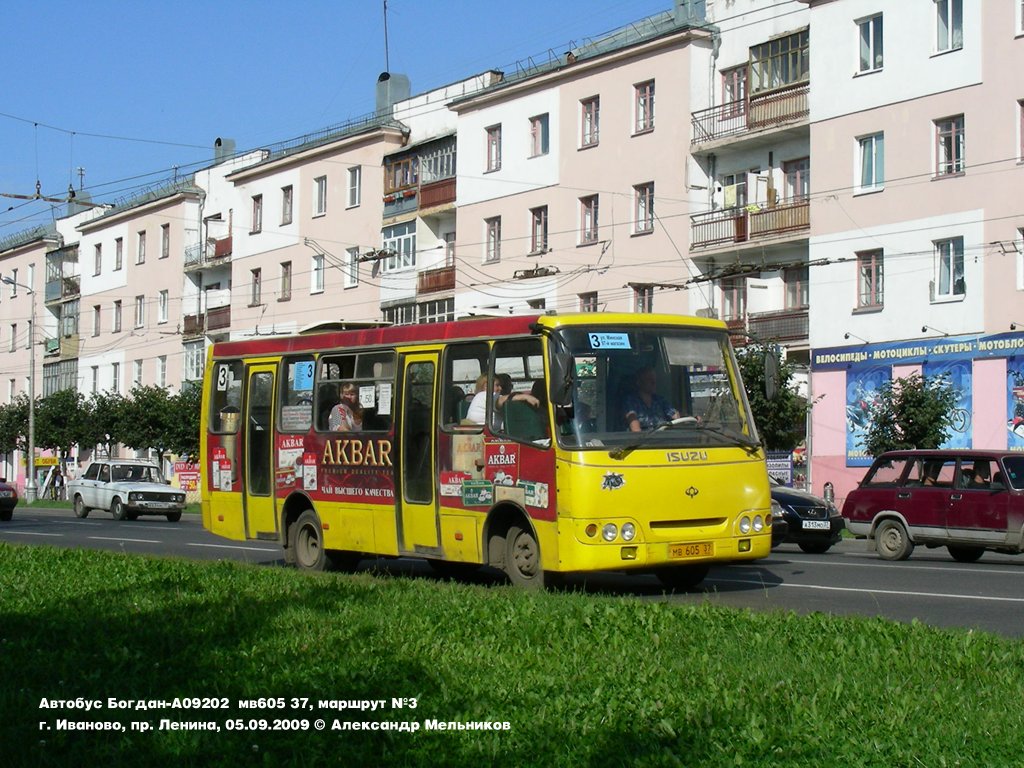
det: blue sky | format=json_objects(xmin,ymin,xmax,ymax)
[{"xmin": 1, "ymin": 0, "xmax": 670, "ymax": 241}]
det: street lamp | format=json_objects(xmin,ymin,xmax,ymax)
[{"xmin": 1, "ymin": 275, "xmax": 36, "ymax": 502}]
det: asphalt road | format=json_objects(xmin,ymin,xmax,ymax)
[{"xmin": 5, "ymin": 506, "xmax": 1024, "ymax": 637}]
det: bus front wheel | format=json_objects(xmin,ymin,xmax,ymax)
[
  {"xmin": 291, "ymin": 509, "xmax": 330, "ymax": 571},
  {"xmin": 505, "ymin": 523, "xmax": 544, "ymax": 589}
]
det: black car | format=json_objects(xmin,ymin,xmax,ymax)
[{"xmin": 770, "ymin": 476, "xmax": 844, "ymax": 553}]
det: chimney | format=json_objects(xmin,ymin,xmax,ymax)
[
  {"xmin": 214, "ymin": 137, "xmax": 236, "ymax": 165},
  {"xmin": 376, "ymin": 72, "xmax": 411, "ymax": 113}
]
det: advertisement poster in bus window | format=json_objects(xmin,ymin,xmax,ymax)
[
  {"xmin": 1007, "ymin": 358, "xmax": 1024, "ymax": 449},
  {"xmin": 923, "ymin": 359, "xmax": 972, "ymax": 449},
  {"xmin": 846, "ymin": 366, "xmax": 890, "ymax": 466}
]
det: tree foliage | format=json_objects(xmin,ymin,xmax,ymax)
[
  {"xmin": 863, "ymin": 372, "xmax": 958, "ymax": 457},
  {"xmin": 736, "ymin": 344, "xmax": 808, "ymax": 451},
  {"xmin": 0, "ymin": 395, "xmax": 29, "ymax": 455},
  {"xmin": 34, "ymin": 388, "xmax": 85, "ymax": 456}
]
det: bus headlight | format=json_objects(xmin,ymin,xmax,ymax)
[
  {"xmin": 739, "ymin": 516, "xmax": 751, "ymax": 534},
  {"xmin": 621, "ymin": 522, "xmax": 636, "ymax": 542},
  {"xmin": 753, "ymin": 515, "xmax": 764, "ymax": 532},
  {"xmin": 602, "ymin": 523, "xmax": 618, "ymax": 542}
]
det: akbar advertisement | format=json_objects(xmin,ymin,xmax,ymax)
[
  {"xmin": 1008, "ymin": 358, "xmax": 1024, "ymax": 450},
  {"xmin": 845, "ymin": 366, "xmax": 890, "ymax": 466},
  {"xmin": 923, "ymin": 359, "xmax": 972, "ymax": 450}
]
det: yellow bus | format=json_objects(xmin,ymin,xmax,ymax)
[{"xmin": 201, "ymin": 312, "xmax": 772, "ymax": 588}]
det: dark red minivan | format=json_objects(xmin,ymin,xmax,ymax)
[{"xmin": 842, "ymin": 450, "xmax": 1024, "ymax": 562}]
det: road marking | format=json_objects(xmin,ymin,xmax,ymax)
[
  {"xmin": 710, "ymin": 576, "xmax": 1024, "ymax": 604},
  {"xmin": 89, "ymin": 536, "xmax": 161, "ymax": 544},
  {"xmin": 1, "ymin": 531, "xmax": 63, "ymax": 537},
  {"xmin": 188, "ymin": 542, "xmax": 278, "ymax": 553},
  {"xmin": 761, "ymin": 554, "xmax": 1024, "ymax": 578}
]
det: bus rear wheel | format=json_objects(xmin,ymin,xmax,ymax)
[
  {"xmin": 291, "ymin": 509, "xmax": 331, "ymax": 572},
  {"xmin": 505, "ymin": 523, "xmax": 544, "ymax": 589}
]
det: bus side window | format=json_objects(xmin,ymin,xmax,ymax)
[{"xmin": 441, "ymin": 342, "xmax": 489, "ymax": 429}]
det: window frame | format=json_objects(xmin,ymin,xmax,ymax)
[
  {"xmin": 529, "ymin": 114, "xmax": 550, "ymax": 157},
  {"xmin": 933, "ymin": 237, "xmax": 965, "ymax": 299},
  {"xmin": 347, "ymin": 166, "xmax": 362, "ymax": 208},
  {"xmin": 935, "ymin": 114, "xmax": 965, "ymax": 176},
  {"xmin": 857, "ymin": 132, "xmax": 885, "ymax": 192},
  {"xmin": 633, "ymin": 182, "xmax": 655, "ymax": 234},
  {"xmin": 137, "ymin": 231, "xmax": 146, "ymax": 264},
  {"xmin": 314, "ymin": 175, "xmax": 327, "ymax": 216},
  {"xmin": 344, "ymin": 247, "xmax": 360, "ymax": 289},
  {"xmin": 935, "ymin": 0, "xmax": 964, "ymax": 53},
  {"xmin": 486, "ymin": 124, "xmax": 502, "ymax": 172},
  {"xmin": 115, "ymin": 237, "xmax": 123, "ymax": 271},
  {"xmin": 634, "ymin": 80, "xmax": 655, "ymax": 134},
  {"xmin": 160, "ymin": 223, "xmax": 170, "ymax": 259},
  {"xmin": 279, "ymin": 261, "xmax": 292, "ymax": 302},
  {"xmin": 579, "ymin": 292, "xmax": 598, "ymax": 313},
  {"xmin": 857, "ymin": 14, "xmax": 884, "ymax": 73},
  {"xmin": 251, "ymin": 194, "xmax": 263, "ymax": 234},
  {"xmin": 134, "ymin": 295, "xmax": 145, "ymax": 329},
  {"xmin": 484, "ymin": 217, "xmax": 501, "ymax": 264},
  {"xmin": 580, "ymin": 96, "xmax": 600, "ymax": 148},
  {"xmin": 720, "ymin": 277, "xmax": 747, "ymax": 320},
  {"xmin": 633, "ymin": 285, "xmax": 654, "ymax": 314},
  {"xmin": 580, "ymin": 195, "xmax": 599, "ymax": 244},
  {"xmin": 784, "ymin": 266, "xmax": 809, "ymax": 309},
  {"xmin": 281, "ymin": 184, "xmax": 293, "ymax": 225},
  {"xmin": 382, "ymin": 221, "xmax": 417, "ymax": 273},
  {"xmin": 530, "ymin": 206, "xmax": 548, "ymax": 254},
  {"xmin": 158, "ymin": 289, "xmax": 169, "ymax": 324},
  {"xmin": 250, "ymin": 268, "xmax": 262, "ymax": 306},
  {"xmin": 856, "ymin": 249, "xmax": 884, "ymax": 309},
  {"xmin": 311, "ymin": 254, "xmax": 325, "ymax": 294}
]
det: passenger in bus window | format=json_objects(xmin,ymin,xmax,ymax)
[
  {"xmin": 492, "ymin": 373, "xmax": 540, "ymax": 431},
  {"xmin": 329, "ymin": 382, "xmax": 364, "ymax": 431},
  {"xmin": 623, "ymin": 366, "xmax": 679, "ymax": 432},
  {"xmin": 465, "ymin": 374, "xmax": 494, "ymax": 424}
]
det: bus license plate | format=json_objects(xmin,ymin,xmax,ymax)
[
  {"xmin": 802, "ymin": 520, "xmax": 830, "ymax": 530},
  {"xmin": 669, "ymin": 542, "xmax": 714, "ymax": 559}
]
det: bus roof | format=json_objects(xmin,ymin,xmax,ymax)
[{"xmin": 210, "ymin": 312, "xmax": 728, "ymax": 359}]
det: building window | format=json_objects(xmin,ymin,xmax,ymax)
[
  {"xmin": 280, "ymin": 262, "xmax": 292, "ymax": 301},
  {"xmin": 282, "ymin": 185, "xmax": 293, "ymax": 225},
  {"xmin": 634, "ymin": 183, "xmax": 654, "ymax": 234},
  {"xmin": 311, "ymin": 254, "xmax": 325, "ymax": 293},
  {"xmin": 783, "ymin": 158, "xmax": 810, "ymax": 201},
  {"xmin": 7, "ymin": 268, "xmax": 15, "ymax": 296},
  {"xmin": 113, "ymin": 300, "xmax": 122, "ymax": 333},
  {"xmin": 161, "ymin": 224, "xmax": 170, "ymax": 258},
  {"xmin": 134, "ymin": 295, "xmax": 145, "ymax": 328},
  {"xmin": 719, "ymin": 171, "xmax": 749, "ymax": 209},
  {"xmin": 92, "ymin": 305, "xmax": 101, "ymax": 337},
  {"xmin": 721, "ymin": 277, "xmax": 747, "ymax": 320},
  {"xmin": 157, "ymin": 290, "xmax": 169, "ymax": 323},
  {"xmin": 115, "ymin": 238, "xmax": 123, "ymax": 271},
  {"xmin": 111, "ymin": 362, "xmax": 120, "ymax": 394},
  {"xmin": 634, "ymin": 285, "xmax": 653, "ymax": 313},
  {"xmin": 935, "ymin": 0, "xmax": 963, "ymax": 52},
  {"xmin": 60, "ymin": 299, "xmax": 79, "ymax": 338},
  {"xmin": 444, "ymin": 232, "xmax": 456, "ymax": 267},
  {"xmin": 314, "ymin": 176, "xmax": 327, "ymax": 216},
  {"xmin": 385, "ymin": 157, "xmax": 417, "ymax": 193},
  {"xmin": 580, "ymin": 195, "xmax": 599, "ymax": 243},
  {"xmin": 133, "ymin": 359, "xmax": 143, "ymax": 387},
  {"xmin": 251, "ymin": 195, "xmax": 263, "ymax": 234},
  {"xmin": 857, "ymin": 133, "xmax": 885, "ymax": 191},
  {"xmin": 91, "ymin": 366, "xmax": 98, "ymax": 394},
  {"xmin": 347, "ymin": 166, "xmax": 361, "ymax": 208},
  {"xmin": 750, "ymin": 29, "xmax": 809, "ymax": 94},
  {"xmin": 634, "ymin": 80, "xmax": 655, "ymax": 133},
  {"xmin": 581, "ymin": 97, "xmax": 600, "ymax": 147},
  {"xmin": 857, "ymin": 250, "xmax": 884, "ymax": 308},
  {"xmin": 94, "ymin": 244, "xmax": 102, "ymax": 276},
  {"xmin": 1019, "ymin": 0, "xmax": 1024, "ymax": 33},
  {"xmin": 530, "ymin": 207, "xmax": 548, "ymax": 254},
  {"xmin": 184, "ymin": 341, "xmax": 205, "ymax": 381},
  {"xmin": 8, "ymin": 324, "xmax": 15, "ymax": 352},
  {"xmin": 934, "ymin": 237, "xmax": 965, "ymax": 298},
  {"xmin": 251, "ymin": 268, "xmax": 262, "ymax": 305},
  {"xmin": 579, "ymin": 292, "xmax": 598, "ymax": 312},
  {"xmin": 529, "ymin": 114, "xmax": 549, "ymax": 157},
  {"xmin": 158, "ymin": 356, "xmax": 167, "ymax": 388},
  {"xmin": 344, "ymin": 247, "xmax": 359, "ymax": 289},
  {"xmin": 935, "ymin": 115, "xmax": 965, "ymax": 176},
  {"xmin": 484, "ymin": 217, "xmax": 501, "ymax": 264},
  {"xmin": 858, "ymin": 14, "xmax": 883, "ymax": 72},
  {"xmin": 486, "ymin": 125, "xmax": 502, "ymax": 172},
  {"xmin": 722, "ymin": 65, "xmax": 747, "ymax": 108},
  {"xmin": 137, "ymin": 231, "xmax": 146, "ymax": 264},
  {"xmin": 784, "ymin": 266, "xmax": 809, "ymax": 309},
  {"xmin": 383, "ymin": 221, "xmax": 416, "ymax": 272},
  {"xmin": 1018, "ymin": 100, "xmax": 1024, "ymax": 161}
]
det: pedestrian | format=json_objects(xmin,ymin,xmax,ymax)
[{"xmin": 52, "ymin": 465, "xmax": 64, "ymax": 501}]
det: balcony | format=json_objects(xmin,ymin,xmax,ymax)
[
  {"xmin": 691, "ymin": 82, "xmax": 809, "ymax": 148},
  {"xmin": 44, "ymin": 275, "xmax": 81, "ymax": 304},
  {"xmin": 418, "ymin": 177, "xmax": 456, "ymax": 210},
  {"xmin": 691, "ymin": 199, "xmax": 809, "ymax": 250},
  {"xmin": 184, "ymin": 236, "xmax": 233, "ymax": 271},
  {"xmin": 206, "ymin": 305, "xmax": 231, "ymax": 331},
  {"xmin": 748, "ymin": 307, "xmax": 809, "ymax": 344},
  {"xmin": 383, "ymin": 188, "xmax": 418, "ymax": 218},
  {"xmin": 43, "ymin": 334, "xmax": 80, "ymax": 360},
  {"xmin": 417, "ymin": 265, "xmax": 456, "ymax": 295},
  {"xmin": 183, "ymin": 305, "xmax": 231, "ymax": 337}
]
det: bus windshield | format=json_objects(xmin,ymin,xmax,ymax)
[{"xmin": 555, "ymin": 326, "xmax": 758, "ymax": 451}]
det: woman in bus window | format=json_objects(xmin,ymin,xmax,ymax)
[{"xmin": 329, "ymin": 382, "xmax": 364, "ymax": 431}]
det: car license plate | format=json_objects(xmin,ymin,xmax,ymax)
[
  {"xmin": 802, "ymin": 520, "xmax": 830, "ymax": 530},
  {"xmin": 669, "ymin": 542, "xmax": 714, "ymax": 559},
  {"xmin": 0, "ymin": 491, "xmax": 11, "ymax": 498}
]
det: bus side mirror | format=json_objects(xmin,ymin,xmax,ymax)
[
  {"xmin": 764, "ymin": 352, "xmax": 779, "ymax": 401},
  {"xmin": 549, "ymin": 349, "xmax": 573, "ymax": 406}
]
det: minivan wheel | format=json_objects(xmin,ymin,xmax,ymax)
[
  {"xmin": 875, "ymin": 519, "xmax": 914, "ymax": 561},
  {"xmin": 947, "ymin": 545, "xmax": 984, "ymax": 563}
]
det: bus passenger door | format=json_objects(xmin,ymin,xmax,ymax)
[
  {"xmin": 398, "ymin": 353, "xmax": 440, "ymax": 555},
  {"xmin": 243, "ymin": 364, "xmax": 278, "ymax": 539}
]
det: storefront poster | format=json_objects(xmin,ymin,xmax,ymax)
[
  {"xmin": 923, "ymin": 359, "xmax": 972, "ymax": 449},
  {"xmin": 846, "ymin": 366, "xmax": 890, "ymax": 466},
  {"xmin": 1008, "ymin": 358, "xmax": 1024, "ymax": 450}
]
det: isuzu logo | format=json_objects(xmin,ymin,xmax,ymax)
[{"xmin": 666, "ymin": 450, "xmax": 709, "ymax": 462}]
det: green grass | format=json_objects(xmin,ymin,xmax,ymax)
[{"xmin": 2, "ymin": 543, "xmax": 1021, "ymax": 767}]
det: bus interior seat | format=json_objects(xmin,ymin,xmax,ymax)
[{"xmin": 505, "ymin": 400, "xmax": 546, "ymax": 442}]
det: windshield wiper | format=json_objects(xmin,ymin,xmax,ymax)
[{"xmin": 609, "ymin": 417, "xmax": 761, "ymax": 460}]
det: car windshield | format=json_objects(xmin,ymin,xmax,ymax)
[
  {"xmin": 111, "ymin": 464, "xmax": 160, "ymax": 483},
  {"xmin": 554, "ymin": 325, "xmax": 758, "ymax": 452}
]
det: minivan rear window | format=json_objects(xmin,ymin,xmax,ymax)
[{"xmin": 862, "ymin": 457, "xmax": 906, "ymax": 486}]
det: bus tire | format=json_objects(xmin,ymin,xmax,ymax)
[
  {"xmin": 505, "ymin": 523, "xmax": 544, "ymax": 589},
  {"xmin": 290, "ymin": 509, "xmax": 332, "ymax": 572},
  {"xmin": 73, "ymin": 495, "xmax": 89, "ymax": 519},
  {"xmin": 656, "ymin": 564, "xmax": 710, "ymax": 591}
]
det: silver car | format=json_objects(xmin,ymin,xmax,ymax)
[{"xmin": 68, "ymin": 460, "xmax": 186, "ymax": 522}]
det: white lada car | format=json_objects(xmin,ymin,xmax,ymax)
[{"xmin": 68, "ymin": 459, "xmax": 186, "ymax": 522}]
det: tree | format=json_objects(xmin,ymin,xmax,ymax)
[
  {"xmin": 167, "ymin": 382, "xmax": 202, "ymax": 460},
  {"xmin": 0, "ymin": 395, "xmax": 29, "ymax": 456},
  {"xmin": 34, "ymin": 388, "xmax": 86, "ymax": 457},
  {"xmin": 83, "ymin": 391, "xmax": 129, "ymax": 456},
  {"xmin": 863, "ymin": 372, "xmax": 958, "ymax": 457},
  {"xmin": 736, "ymin": 344, "xmax": 808, "ymax": 450},
  {"xmin": 120, "ymin": 385, "xmax": 177, "ymax": 464}
]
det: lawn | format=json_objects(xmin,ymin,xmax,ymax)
[{"xmin": 1, "ymin": 543, "xmax": 1021, "ymax": 767}]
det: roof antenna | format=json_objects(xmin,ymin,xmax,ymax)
[{"xmin": 383, "ymin": 0, "xmax": 390, "ymax": 72}]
